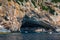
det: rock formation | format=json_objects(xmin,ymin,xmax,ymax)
[{"xmin": 0, "ymin": 0, "xmax": 60, "ymax": 32}]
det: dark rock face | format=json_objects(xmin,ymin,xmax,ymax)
[{"xmin": 21, "ymin": 10, "xmax": 57, "ymax": 32}]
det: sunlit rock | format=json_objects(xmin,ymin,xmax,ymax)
[
  {"xmin": 0, "ymin": 0, "xmax": 60, "ymax": 32},
  {"xmin": 0, "ymin": 25, "xmax": 10, "ymax": 32},
  {"xmin": 56, "ymin": 29, "xmax": 60, "ymax": 32},
  {"xmin": 35, "ymin": 28, "xmax": 45, "ymax": 32}
]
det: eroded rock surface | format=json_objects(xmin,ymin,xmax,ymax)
[{"xmin": 0, "ymin": 0, "xmax": 60, "ymax": 32}]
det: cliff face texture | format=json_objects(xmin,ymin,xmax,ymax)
[
  {"xmin": 0, "ymin": 0, "xmax": 24, "ymax": 32},
  {"xmin": 0, "ymin": 0, "xmax": 60, "ymax": 32}
]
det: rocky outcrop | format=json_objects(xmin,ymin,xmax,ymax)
[
  {"xmin": 0, "ymin": 0, "xmax": 60, "ymax": 32},
  {"xmin": 0, "ymin": 0, "xmax": 24, "ymax": 32}
]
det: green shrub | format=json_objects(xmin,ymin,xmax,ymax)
[{"xmin": 52, "ymin": 0, "xmax": 60, "ymax": 3}]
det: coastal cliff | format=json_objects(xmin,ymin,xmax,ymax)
[{"xmin": 0, "ymin": 0, "xmax": 60, "ymax": 32}]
